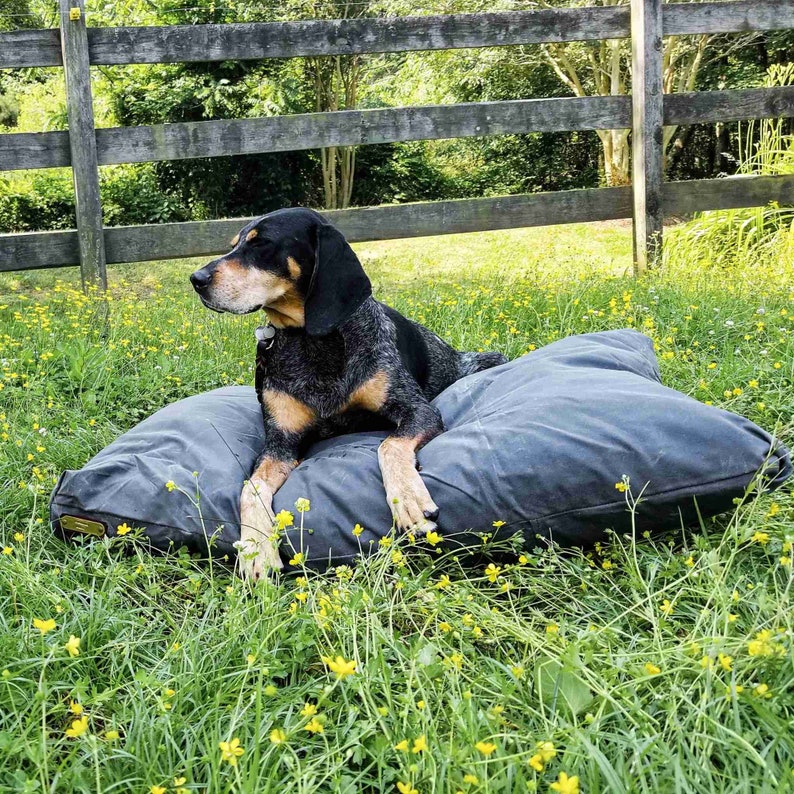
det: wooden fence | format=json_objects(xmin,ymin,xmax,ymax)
[{"xmin": 1, "ymin": 0, "xmax": 793, "ymax": 285}]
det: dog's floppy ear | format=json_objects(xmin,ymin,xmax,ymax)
[{"xmin": 304, "ymin": 222, "xmax": 372, "ymax": 336}]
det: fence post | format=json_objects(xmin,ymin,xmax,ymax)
[
  {"xmin": 59, "ymin": 0, "xmax": 107, "ymax": 291},
  {"xmin": 630, "ymin": 0, "xmax": 664, "ymax": 275}
]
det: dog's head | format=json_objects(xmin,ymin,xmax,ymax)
[{"xmin": 190, "ymin": 207, "xmax": 372, "ymax": 336}]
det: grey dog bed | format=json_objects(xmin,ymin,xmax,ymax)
[{"xmin": 50, "ymin": 330, "xmax": 790, "ymax": 568}]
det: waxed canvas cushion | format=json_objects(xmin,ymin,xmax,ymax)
[{"xmin": 50, "ymin": 329, "xmax": 791, "ymax": 568}]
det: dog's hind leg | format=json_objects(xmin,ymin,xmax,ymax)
[{"xmin": 457, "ymin": 351, "xmax": 508, "ymax": 377}]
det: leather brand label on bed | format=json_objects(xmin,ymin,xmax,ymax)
[{"xmin": 60, "ymin": 515, "xmax": 106, "ymax": 538}]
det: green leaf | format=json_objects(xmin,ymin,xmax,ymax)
[{"xmin": 534, "ymin": 654, "xmax": 593, "ymax": 717}]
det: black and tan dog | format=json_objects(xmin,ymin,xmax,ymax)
[{"xmin": 190, "ymin": 208, "xmax": 506, "ymax": 579}]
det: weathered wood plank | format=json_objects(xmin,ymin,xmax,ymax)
[
  {"xmin": 0, "ymin": 29, "xmax": 62, "ymax": 69},
  {"xmin": 2, "ymin": 175, "xmax": 793, "ymax": 271},
  {"xmin": 665, "ymin": 86, "xmax": 794, "ymax": 126},
  {"xmin": 0, "ymin": 187, "xmax": 633, "ymax": 269},
  {"xmin": 0, "ymin": 229, "xmax": 79, "ymax": 271},
  {"xmin": 94, "ymin": 96, "xmax": 631, "ymax": 166},
  {"xmin": 664, "ymin": 174, "xmax": 794, "ymax": 215},
  {"xmin": 84, "ymin": 8, "xmax": 629, "ymax": 65},
  {"xmin": 1, "ymin": 96, "xmax": 629, "ymax": 171},
  {"xmin": 103, "ymin": 187, "xmax": 634, "ymax": 262},
  {"xmin": 5, "ymin": 1, "xmax": 794, "ymax": 71},
  {"xmin": 664, "ymin": 0, "xmax": 794, "ymax": 36},
  {"xmin": 3, "ymin": 86, "xmax": 793, "ymax": 173},
  {"xmin": 0, "ymin": 131, "xmax": 71, "ymax": 171},
  {"xmin": 60, "ymin": 0, "xmax": 107, "ymax": 290},
  {"xmin": 631, "ymin": 0, "xmax": 664, "ymax": 274}
]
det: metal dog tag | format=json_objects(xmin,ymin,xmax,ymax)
[{"xmin": 255, "ymin": 324, "xmax": 276, "ymax": 348}]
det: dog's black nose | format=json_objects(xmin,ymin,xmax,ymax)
[{"xmin": 190, "ymin": 269, "xmax": 212, "ymax": 292}]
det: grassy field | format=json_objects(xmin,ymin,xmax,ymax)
[{"xmin": 0, "ymin": 219, "xmax": 792, "ymax": 794}]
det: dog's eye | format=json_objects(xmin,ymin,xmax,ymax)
[{"xmin": 249, "ymin": 237, "xmax": 274, "ymax": 249}]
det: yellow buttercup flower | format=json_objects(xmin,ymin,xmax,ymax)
[
  {"xmin": 425, "ymin": 530, "xmax": 442, "ymax": 546},
  {"xmin": 33, "ymin": 618, "xmax": 56, "ymax": 634},
  {"xmin": 322, "ymin": 655, "xmax": 356, "ymax": 679},
  {"xmin": 301, "ymin": 702, "xmax": 318, "ymax": 718},
  {"xmin": 394, "ymin": 739, "xmax": 409, "ymax": 752},
  {"xmin": 747, "ymin": 629, "xmax": 784, "ymax": 657},
  {"xmin": 274, "ymin": 510, "xmax": 294, "ymax": 529},
  {"xmin": 550, "ymin": 772, "xmax": 580, "ymax": 794},
  {"xmin": 536, "ymin": 741, "xmax": 556, "ymax": 762},
  {"xmin": 484, "ymin": 563, "xmax": 501, "ymax": 583},
  {"xmin": 165, "ymin": 480, "xmax": 177, "ymax": 492},
  {"xmin": 475, "ymin": 740, "xmax": 496, "ymax": 755},
  {"xmin": 64, "ymin": 635, "xmax": 81, "ymax": 657},
  {"xmin": 219, "ymin": 737, "xmax": 244, "ymax": 766},
  {"xmin": 396, "ymin": 783, "xmax": 418, "ymax": 794},
  {"xmin": 412, "ymin": 734, "xmax": 427, "ymax": 753},
  {"xmin": 304, "ymin": 717, "xmax": 324, "ymax": 734},
  {"xmin": 150, "ymin": 787, "xmax": 166, "ymax": 794},
  {"xmin": 289, "ymin": 551, "xmax": 305, "ymax": 566},
  {"xmin": 718, "ymin": 653, "xmax": 732, "ymax": 671},
  {"xmin": 116, "ymin": 523, "xmax": 132, "ymax": 536},
  {"xmin": 69, "ymin": 701, "xmax": 83, "ymax": 715},
  {"xmin": 270, "ymin": 728, "xmax": 286, "ymax": 744},
  {"xmin": 65, "ymin": 716, "xmax": 89, "ymax": 738},
  {"xmin": 644, "ymin": 662, "xmax": 661, "ymax": 676},
  {"xmin": 352, "ymin": 523, "xmax": 364, "ymax": 537},
  {"xmin": 753, "ymin": 683, "xmax": 771, "ymax": 698}
]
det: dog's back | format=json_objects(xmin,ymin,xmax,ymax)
[{"xmin": 381, "ymin": 302, "xmax": 507, "ymax": 401}]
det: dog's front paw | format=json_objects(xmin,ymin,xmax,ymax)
[
  {"xmin": 385, "ymin": 468, "xmax": 440, "ymax": 535},
  {"xmin": 238, "ymin": 479, "xmax": 284, "ymax": 580},
  {"xmin": 236, "ymin": 537, "xmax": 283, "ymax": 580}
]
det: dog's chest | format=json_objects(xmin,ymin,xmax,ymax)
[{"xmin": 255, "ymin": 328, "xmax": 372, "ymax": 421}]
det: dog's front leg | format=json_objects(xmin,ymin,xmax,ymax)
[
  {"xmin": 238, "ymin": 390, "xmax": 315, "ymax": 580},
  {"xmin": 238, "ymin": 453, "xmax": 296, "ymax": 579},
  {"xmin": 378, "ymin": 398, "xmax": 444, "ymax": 534}
]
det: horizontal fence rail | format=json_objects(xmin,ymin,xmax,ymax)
[
  {"xmin": 2, "ymin": 1, "xmax": 794, "ymax": 70},
  {"xmin": 2, "ymin": 173, "xmax": 793, "ymax": 272},
  {"xmin": 3, "ymin": 86, "xmax": 793, "ymax": 172}
]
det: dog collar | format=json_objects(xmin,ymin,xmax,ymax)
[{"xmin": 255, "ymin": 323, "xmax": 276, "ymax": 350}]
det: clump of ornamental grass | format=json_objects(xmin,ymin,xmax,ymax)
[{"xmin": 664, "ymin": 64, "xmax": 794, "ymax": 274}]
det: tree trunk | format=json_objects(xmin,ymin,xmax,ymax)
[{"xmin": 599, "ymin": 129, "xmax": 631, "ymax": 186}]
